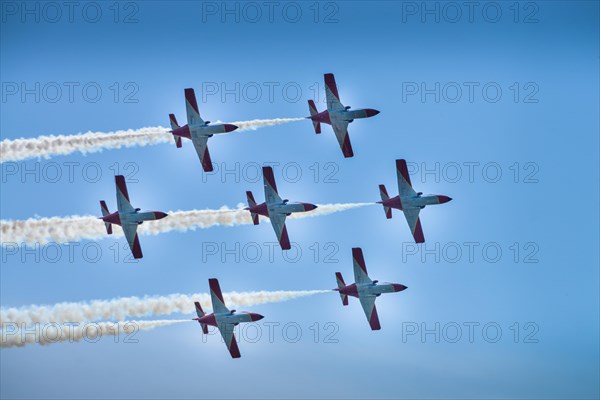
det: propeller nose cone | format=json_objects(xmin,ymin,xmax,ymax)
[
  {"xmin": 366, "ymin": 109, "xmax": 380, "ymax": 117},
  {"xmin": 224, "ymin": 124, "xmax": 238, "ymax": 132},
  {"xmin": 304, "ymin": 203, "xmax": 318, "ymax": 211},
  {"xmin": 438, "ymin": 195, "xmax": 452, "ymax": 204},
  {"xmin": 393, "ymin": 284, "xmax": 408, "ymax": 292}
]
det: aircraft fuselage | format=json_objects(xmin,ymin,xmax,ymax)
[
  {"xmin": 196, "ymin": 311, "xmax": 264, "ymax": 327},
  {"xmin": 172, "ymin": 122, "xmax": 238, "ymax": 140},
  {"xmin": 310, "ymin": 108, "xmax": 380, "ymax": 126},
  {"xmin": 381, "ymin": 194, "xmax": 452, "ymax": 211},
  {"xmin": 338, "ymin": 282, "xmax": 407, "ymax": 299},
  {"xmin": 101, "ymin": 210, "xmax": 167, "ymax": 226},
  {"xmin": 247, "ymin": 201, "xmax": 317, "ymax": 218}
]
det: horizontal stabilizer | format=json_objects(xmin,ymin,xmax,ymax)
[
  {"xmin": 99, "ymin": 200, "xmax": 112, "ymax": 234},
  {"xmin": 246, "ymin": 191, "xmax": 259, "ymax": 225},
  {"xmin": 169, "ymin": 114, "xmax": 183, "ymax": 148},
  {"xmin": 335, "ymin": 272, "xmax": 348, "ymax": 306},
  {"xmin": 308, "ymin": 100, "xmax": 321, "ymax": 134},
  {"xmin": 378, "ymin": 184, "xmax": 392, "ymax": 219},
  {"xmin": 194, "ymin": 301, "xmax": 209, "ymax": 334}
]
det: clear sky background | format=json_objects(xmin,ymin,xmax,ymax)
[{"xmin": 1, "ymin": 1, "xmax": 599, "ymax": 399}]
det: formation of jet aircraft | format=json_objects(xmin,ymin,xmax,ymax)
[
  {"xmin": 335, "ymin": 248, "xmax": 407, "ymax": 330},
  {"xmin": 90, "ymin": 74, "xmax": 453, "ymax": 357},
  {"xmin": 169, "ymin": 88, "xmax": 239, "ymax": 172},
  {"xmin": 99, "ymin": 175, "xmax": 168, "ymax": 259},
  {"xmin": 378, "ymin": 159, "xmax": 452, "ymax": 243},
  {"xmin": 245, "ymin": 166, "xmax": 318, "ymax": 250},
  {"xmin": 307, "ymin": 73, "xmax": 380, "ymax": 158},
  {"xmin": 192, "ymin": 278, "xmax": 264, "ymax": 358}
]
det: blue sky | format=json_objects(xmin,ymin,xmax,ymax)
[{"xmin": 1, "ymin": 1, "xmax": 599, "ymax": 398}]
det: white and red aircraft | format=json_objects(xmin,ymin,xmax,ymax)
[
  {"xmin": 99, "ymin": 175, "xmax": 168, "ymax": 259},
  {"xmin": 335, "ymin": 248, "xmax": 407, "ymax": 330},
  {"xmin": 169, "ymin": 88, "xmax": 238, "ymax": 172},
  {"xmin": 307, "ymin": 73, "xmax": 380, "ymax": 158},
  {"xmin": 245, "ymin": 166, "xmax": 317, "ymax": 250},
  {"xmin": 378, "ymin": 159, "xmax": 452, "ymax": 243},
  {"xmin": 193, "ymin": 278, "xmax": 264, "ymax": 358}
]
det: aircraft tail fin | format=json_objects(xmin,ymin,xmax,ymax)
[
  {"xmin": 308, "ymin": 100, "xmax": 321, "ymax": 134},
  {"xmin": 194, "ymin": 301, "xmax": 209, "ymax": 334},
  {"xmin": 99, "ymin": 201, "xmax": 112, "ymax": 234},
  {"xmin": 168, "ymin": 114, "xmax": 183, "ymax": 148},
  {"xmin": 246, "ymin": 191, "xmax": 259, "ymax": 225},
  {"xmin": 335, "ymin": 272, "xmax": 349, "ymax": 306},
  {"xmin": 378, "ymin": 184, "xmax": 392, "ymax": 219}
]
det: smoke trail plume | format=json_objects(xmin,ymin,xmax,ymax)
[
  {"xmin": 0, "ymin": 118, "xmax": 304, "ymax": 163},
  {"xmin": 1, "ymin": 203, "xmax": 371, "ymax": 246},
  {"xmin": 1, "ymin": 290, "xmax": 328, "ymax": 327},
  {"xmin": 1, "ymin": 319, "xmax": 189, "ymax": 348}
]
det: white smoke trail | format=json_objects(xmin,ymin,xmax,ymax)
[
  {"xmin": 0, "ymin": 118, "xmax": 304, "ymax": 163},
  {"xmin": 1, "ymin": 290, "xmax": 328, "ymax": 326},
  {"xmin": 0, "ymin": 319, "xmax": 189, "ymax": 348},
  {"xmin": 0, "ymin": 203, "xmax": 371, "ymax": 246}
]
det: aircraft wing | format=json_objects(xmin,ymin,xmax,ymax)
[
  {"xmin": 209, "ymin": 278, "xmax": 230, "ymax": 314},
  {"xmin": 191, "ymin": 135, "xmax": 214, "ymax": 172},
  {"xmin": 122, "ymin": 222, "xmax": 143, "ymax": 259},
  {"xmin": 115, "ymin": 175, "xmax": 134, "ymax": 213},
  {"xmin": 331, "ymin": 119, "xmax": 354, "ymax": 158},
  {"xmin": 324, "ymin": 73, "xmax": 345, "ymax": 111},
  {"xmin": 358, "ymin": 294, "xmax": 381, "ymax": 330},
  {"xmin": 184, "ymin": 88, "xmax": 205, "ymax": 126},
  {"xmin": 396, "ymin": 159, "xmax": 417, "ymax": 197},
  {"xmin": 352, "ymin": 247, "xmax": 372, "ymax": 284},
  {"xmin": 402, "ymin": 208, "xmax": 425, "ymax": 243},
  {"xmin": 262, "ymin": 166, "xmax": 282, "ymax": 204},
  {"xmin": 217, "ymin": 320, "xmax": 241, "ymax": 358},
  {"xmin": 269, "ymin": 213, "xmax": 291, "ymax": 250}
]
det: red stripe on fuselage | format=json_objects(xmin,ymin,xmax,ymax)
[
  {"xmin": 172, "ymin": 125, "xmax": 191, "ymax": 139},
  {"xmin": 339, "ymin": 283, "xmax": 359, "ymax": 298},
  {"xmin": 248, "ymin": 203, "xmax": 269, "ymax": 218},
  {"xmin": 102, "ymin": 212, "xmax": 122, "ymax": 225},
  {"xmin": 310, "ymin": 110, "xmax": 331, "ymax": 125}
]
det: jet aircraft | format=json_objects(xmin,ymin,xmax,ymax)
[
  {"xmin": 169, "ymin": 88, "xmax": 238, "ymax": 172},
  {"xmin": 99, "ymin": 175, "xmax": 168, "ymax": 259},
  {"xmin": 245, "ymin": 166, "xmax": 317, "ymax": 250},
  {"xmin": 378, "ymin": 159, "xmax": 452, "ymax": 243},
  {"xmin": 307, "ymin": 73, "xmax": 379, "ymax": 157},
  {"xmin": 193, "ymin": 278, "xmax": 264, "ymax": 358},
  {"xmin": 334, "ymin": 248, "xmax": 407, "ymax": 330}
]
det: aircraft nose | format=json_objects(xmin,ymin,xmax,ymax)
[
  {"xmin": 251, "ymin": 313, "xmax": 264, "ymax": 322},
  {"xmin": 304, "ymin": 203, "xmax": 318, "ymax": 211},
  {"xmin": 224, "ymin": 124, "xmax": 238, "ymax": 132},
  {"xmin": 393, "ymin": 284, "xmax": 408, "ymax": 292},
  {"xmin": 438, "ymin": 195, "xmax": 452, "ymax": 204},
  {"xmin": 155, "ymin": 212, "xmax": 168, "ymax": 219},
  {"xmin": 366, "ymin": 109, "xmax": 380, "ymax": 117}
]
